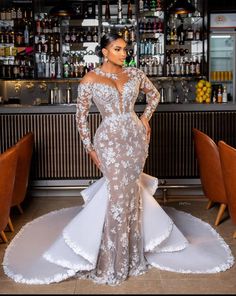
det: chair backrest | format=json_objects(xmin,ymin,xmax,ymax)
[
  {"xmin": 193, "ymin": 128, "xmax": 227, "ymax": 203},
  {"xmin": 0, "ymin": 146, "xmax": 18, "ymax": 231},
  {"xmin": 11, "ymin": 132, "xmax": 34, "ymax": 207},
  {"xmin": 218, "ymin": 141, "xmax": 236, "ymax": 224}
]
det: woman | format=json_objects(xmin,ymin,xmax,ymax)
[{"xmin": 3, "ymin": 33, "xmax": 234, "ymax": 286}]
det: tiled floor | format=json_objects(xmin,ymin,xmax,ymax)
[{"xmin": 0, "ymin": 195, "xmax": 236, "ymax": 294}]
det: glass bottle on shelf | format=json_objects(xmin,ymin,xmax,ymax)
[
  {"xmin": 92, "ymin": 27, "xmax": 98, "ymax": 42},
  {"xmin": 127, "ymin": 0, "xmax": 133, "ymax": 20},
  {"xmin": 117, "ymin": 0, "xmax": 123, "ymax": 24},
  {"xmin": 86, "ymin": 27, "xmax": 93, "ymax": 42},
  {"xmin": 222, "ymin": 86, "xmax": 228, "ymax": 103},
  {"xmin": 105, "ymin": 0, "xmax": 111, "ymax": 21}
]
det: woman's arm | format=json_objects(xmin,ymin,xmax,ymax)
[
  {"xmin": 76, "ymin": 82, "xmax": 94, "ymax": 153},
  {"xmin": 139, "ymin": 70, "xmax": 160, "ymax": 121},
  {"xmin": 76, "ymin": 81, "xmax": 101, "ymax": 169},
  {"xmin": 138, "ymin": 70, "xmax": 160, "ymax": 142}
]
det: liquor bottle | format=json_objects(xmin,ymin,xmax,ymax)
[
  {"xmin": 157, "ymin": 56, "xmax": 163, "ymax": 76},
  {"xmin": 190, "ymin": 57, "xmax": 196, "ymax": 76},
  {"xmin": 157, "ymin": 18, "xmax": 163, "ymax": 33},
  {"xmin": 66, "ymin": 84, "xmax": 72, "ymax": 104},
  {"xmin": 177, "ymin": 23, "xmax": 185, "ymax": 45},
  {"xmin": 194, "ymin": 26, "xmax": 201, "ymax": 41},
  {"xmin": 222, "ymin": 86, "xmax": 228, "ymax": 103},
  {"xmin": 123, "ymin": 26, "xmax": 130, "ymax": 43},
  {"xmin": 127, "ymin": 0, "xmax": 133, "ymax": 20},
  {"xmin": 185, "ymin": 57, "xmax": 190, "ymax": 76},
  {"xmin": 86, "ymin": 27, "xmax": 93, "ymax": 42},
  {"xmin": 49, "ymin": 55, "xmax": 56, "ymax": 78},
  {"xmin": 130, "ymin": 26, "xmax": 135, "ymax": 43},
  {"xmin": 36, "ymin": 15, "xmax": 41, "ymax": 34},
  {"xmin": 64, "ymin": 30, "xmax": 70, "ymax": 43},
  {"xmin": 49, "ymin": 36, "xmax": 54, "ymax": 54},
  {"xmin": 175, "ymin": 57, "xmax": 181, "ymax": 76},
  {"xmin": 180, "ymin": 57, "xmax": 185, "ymax": 76},
  {"xmin": 217, "ymin": 86, "xmax": 222, "ymax": 103},
  {"xmin": 166, "ymin": 57, "xmax": 171, "ymax": 77},
  {"xmin": 166, "ymin": 21, "xmax": 171, "ymax": 45},
  {"xmin": 170, "ymin": 57, "xmax": 175, "ymax": 76},
  {"xmin": 139, "ymin": 0, "xmax": 144, "ymax": 11},
  {"xmin": 185, "ymin": 26, "xmax": 194, "ymax": 41},
  {"xmin": 36, "ymin": 36, "xmax": 42, "ymax": 53},
  {"xmin": 152, "ymin": 57, "xmax": 158, "ymax": 76},
  {"xmin": 56, "ymin": 56, "xmax": 62, "ymax": 78},
  {"xmin": 195, "ymin": 56, "xmax": 201, "ymax": 76},
  {"xmin": 92, "ymin": 27, "xmax": 98, "ymax": 42},
  {"xmin": 24, "ymin": 25, "xmax": 29, "ymax": 45},
  {"xmin": 147, "ymin": 19, "xmax": 152, "ymax": 33},
  {"xmin": 105, "ymin": 0, "xmax": 111, "ymax": 20},
  {"xmin": 150, "ymin": 0, "xmax": 157, "ymax": 11},
  {"xmin": 143, "ymin": 0, "xmax": 149, "ymax": 11},
  {"xmin": 70, "ymin": 28, "xmax": 77, "ymax": 43},
  {"xmin": 63, "ymin": 60, "xmax": 70, "ymax": 78},
  {"xmin": 54, "ymin": 36, "xmax": 60, "ymax": 54},
  {"xmin": 171, "ymin": 24, "xmax": 177, "ymax": 45},
  {"xmin": 212, "ymin": 91, "xmax": 217, "ymax": 103},
  {"xmin": 156, "ymin": 0, "xmax": 162, "ymax": 11},
  {"xmin": 117, "ymin": 0, "xmax": 123, "ymax": 24}
]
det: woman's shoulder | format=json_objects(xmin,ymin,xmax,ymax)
[
  {"xmin": 79, "ymin": 70, "xmax": 97, "ymax": 85},
  {"xmin": 126, "ymin": 67, "xmax": 146, "ymax": 77}
]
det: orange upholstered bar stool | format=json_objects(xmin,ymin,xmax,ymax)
[
  {"xmin": 0, "ymin": 146, "xmax": 18, "ymax": 243},
  {"xmin": 11, "ymin": 132, "xmax": 34, "ymax": 214},
  {"xmin": 218, "ymin": 141, "xmax": 236, "ymax": 239},
  {"xmin": 193, "ymin": 128, "xmax": 228, "ymax": 226}
]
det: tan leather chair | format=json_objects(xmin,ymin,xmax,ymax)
[
  {"xmin": 11, "ymin": 132, "xmax": 34, "ymax": 214},
  {"xmin": 193, "ymin": 128, "xmax": 228, "ymax": 226},
  {"xmin": 0, "ymin": 146, "xmax": 18, "ymax": 243},
  {"xmin": 218, "ymin": 141, "xmax": 236, "ymax": 239}
]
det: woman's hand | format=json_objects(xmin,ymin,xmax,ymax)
[
  {"xmin": 140, "ymin": 115, "xmax": 151, "ymax": 144},
  {"xmin": 88, "ymin": 150, "xmax": 101, "ymax": 169}
]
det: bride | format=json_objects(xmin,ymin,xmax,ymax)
[{"xmin": 3, "ymin": 32, "xmax": 234, "ymax": 285}]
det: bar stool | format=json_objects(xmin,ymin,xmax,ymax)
[
  {"xmin": 193, "ymin": 128, "xmax": 228, "ymax": 226},
  {"xmin": 218, "ymin": 141, "xmax": 236, "ymax": 239},
  {"xmin": 0, "ymin": 146, "xmax": 18, "ymax": 243},
  {"xmin": 11, "ymin": 132, "xmax": 34, "ymax": 214}
]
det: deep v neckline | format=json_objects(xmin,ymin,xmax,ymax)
[{"xmin": 94, "ymin": 67, "xmax": 129, "ymax": 97}]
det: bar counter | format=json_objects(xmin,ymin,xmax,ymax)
[
  {"xmin": 1, "ymin": 102, "xmax": 236, "ymax": 113},
  {"xmin": 1, "ymin": 102, "xmax": 236, "ymax": 190}
]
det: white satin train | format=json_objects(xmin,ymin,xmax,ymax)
[{"xmin": 2, "ymin": 173, "xmax": 234, "ymax": 285}]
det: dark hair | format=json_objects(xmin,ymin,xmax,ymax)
[{"xmin": 95, "ymin": 32, "xmax": 124, "ymax": 58}]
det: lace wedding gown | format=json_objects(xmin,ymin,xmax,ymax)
[{"xmin": 3, "ymin": 67, "xmax": 234, "ymax": 285}]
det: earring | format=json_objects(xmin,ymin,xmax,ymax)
[{"xmin": 104, "ymin": 56, "xmax": 108, "ymax": 63}]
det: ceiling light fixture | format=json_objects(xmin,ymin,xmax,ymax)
[
  {"xmin": 169, "ymin": 0, "xmax": 196, "ymax": 15},
  {"xmin": 49, "ymin": 1, "xmax": 75, "ymax": 17}
]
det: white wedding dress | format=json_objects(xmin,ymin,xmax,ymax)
[{"xmin": 3, "ymin": 67, "xmax": 234, "ymax": 285}]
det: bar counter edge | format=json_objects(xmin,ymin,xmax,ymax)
[{"xmin": 1, "ymin": 102, "xmax": 236, "ymax": 114}]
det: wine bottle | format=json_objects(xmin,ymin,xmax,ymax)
[
  {"xmin": 105, "ymin": 0, "xmax": 111, "ymax": 20},
  {"xmin": 127, "ymin": 0, "xmax": 133, "ymax": 20},
  {"xmin": 117, "ymin": 0, "xmax": 123, "ymax": 24}
]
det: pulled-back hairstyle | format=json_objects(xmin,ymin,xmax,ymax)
[{"xmin": 95, "ymin": 32, "xmax": 124, "ymax": 58}]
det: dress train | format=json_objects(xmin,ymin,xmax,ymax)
[{"xmin": 2, "ymin": 173, "xmax": 234, "ymax": 285}]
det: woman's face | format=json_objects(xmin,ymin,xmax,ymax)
[{"xmin": 103, "ymin": 38, "xmax": 127, "ymax": 66}]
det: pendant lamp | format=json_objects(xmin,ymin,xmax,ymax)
[
  {"xmin": 49, "ymin": 1, "xmax": 75, "ymax": 17},
  {"xmin": 169, "ymin": 0, "xmax": 196, "ymax": 15}
]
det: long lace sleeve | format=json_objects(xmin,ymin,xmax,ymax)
[
  {"xmin": 139, "ymin": 70, "xmax": 160, "ymax": 121},
  {"xmin": 76, "ymin": 83, "xmax": 94, "ymax": 153}
]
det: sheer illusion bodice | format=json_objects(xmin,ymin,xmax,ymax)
[
  {"xmin": 2, "ymin": 67, "xmax": 234, "ymax": 286},
  {"xmin": 76, "ymin": 67, "xmax": 159, "ymax": 153}
]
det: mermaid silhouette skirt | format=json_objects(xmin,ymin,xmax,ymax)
[{"xmin": 2, "ymin": 114, "xmax": 234, "ymax": 285}]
